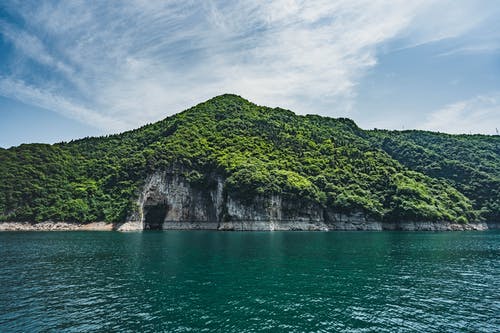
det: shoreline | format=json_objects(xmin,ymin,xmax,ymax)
[{"xmin": 0, "ymin": 221, "xmax": 498, "ymax": 232}]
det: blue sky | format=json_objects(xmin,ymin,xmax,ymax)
[{"xmin": 1, "ymin": 1, "xmax": 499, "ymax": 148}]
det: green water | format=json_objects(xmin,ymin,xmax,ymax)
[{"xmin": 0, "ymin": 231, "xmax": 498, "ymax": 332}]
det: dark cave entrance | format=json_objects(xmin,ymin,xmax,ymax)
[{"xmin": 143, "ymin": 204, "xmax": 168, "ymax": 230}]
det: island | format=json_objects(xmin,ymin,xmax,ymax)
[{"xmin": 1, "ymin": 95, "xmax": 498, "ymax": 231}]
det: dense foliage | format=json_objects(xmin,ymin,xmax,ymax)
[
  {"xmin": 370, "ymin": 130, "xmax": 500, "ymax": 221},
  {"xmin": 1, "ymin": 94, "xmax": 498, "ymax": 223}
]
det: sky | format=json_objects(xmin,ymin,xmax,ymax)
[{"xmin": 1, "ymin": 0, "xmax": 499, "ymax": 148}]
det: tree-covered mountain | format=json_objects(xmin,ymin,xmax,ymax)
[{"xmin": 0, "ymin": 94, "xmax": 498, "ymax": 224}]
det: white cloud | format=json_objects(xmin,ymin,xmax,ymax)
[
  {"xmin": 0, "ymin": 77, "xmax": 127, "ymax": 131},
  {"xmin": 0, "ymin": 0, "xmax": 496, "ymax": 131},
  {"xmin": 0, "ymin": 20, "xmax": 73, "ymax": 76},
  {"xmin": 421, "ymin": 94, "xmax": 500, "ymax": 135},
  {"xmin": 436, "ymin": 42, "xmax": 500, "ymax": 57}
]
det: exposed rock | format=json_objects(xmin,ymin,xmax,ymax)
[
  {"xmin": 0, "ymin": 221, "xmax": 112, "ymax": 231},
  {"xmin": 382, "ymin": 221, "xmax": 489, "ymax": 231},
  {"xmin": 1, "ymin": 171, "xmax": 497, "ymax": 231},
  {"xmin": 130, "ymin": 171, "xmax": 224, "ymax": 229},
  {"xmin": 114, "ymin": 221, "xmax": 143, "ymax": 232},
  {"xmin": 121, "ymin": 171, "xmax": 497, "ymax": 231}
]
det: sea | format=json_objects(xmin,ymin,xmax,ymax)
[{"xmin": 0, "ymin": 231, "xmax": 498, "ymax": 332}]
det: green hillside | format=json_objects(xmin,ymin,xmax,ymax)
[{"xmin": 0, "ymin": 94, "xmax": 498, "ymax": 224}]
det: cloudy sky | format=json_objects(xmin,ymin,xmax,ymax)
[{"xmin": 1, "ymin": 0, "xmax": 499, "ymax": 147}]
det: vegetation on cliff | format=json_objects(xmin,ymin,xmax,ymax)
[{"xmin": 0, "ymin": 94, "xmax": 498, "ymax": 223}]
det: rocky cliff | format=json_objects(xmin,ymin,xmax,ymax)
[
  {"xmin": 113, "ymin": 171, "xmax": 489, "ymax": 231},
  {"xmin": 122, "ymin": 171, "xmax": 328, "ymax": 231}
]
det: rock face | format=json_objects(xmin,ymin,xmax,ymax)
[
  {"xmin": 129, "ymin": 171, "xmax": 223, "ymax": 230},
  {"xmin": 125, "ymin": 171, "xmax": 331, "ymax": 231},
  {"xmin": 0, "ymin": 171, "xmax": 494, "ymax": 232},
  {"xmin": 121, "ymin": 171, "xmax": 493, "ymax": 231}
]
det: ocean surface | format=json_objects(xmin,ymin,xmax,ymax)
[{"xmin": 0, "ymin": 231, "xmax": 498, "ymax": 332}]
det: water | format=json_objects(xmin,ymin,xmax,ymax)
[{"xmin": 0, "ymin": 231, "xmax": 498, "ymax": 332}]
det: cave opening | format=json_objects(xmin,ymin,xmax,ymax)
[{"xmin": 143, "ymin": 204, "xmax": 168, "ymax": 230}]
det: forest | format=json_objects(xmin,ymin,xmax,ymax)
[{"xmin": 1, "ymin": 94, "xmax": 498, "ymax": 224}]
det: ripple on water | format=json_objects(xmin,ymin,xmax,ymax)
[{"xmin": 0, "ymin": 231, "xmax": 498, "ymax": 332}]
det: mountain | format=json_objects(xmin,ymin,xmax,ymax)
[{"xmin": 0, "ymin": 94, "xmax": 498, "ymax": 230}]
